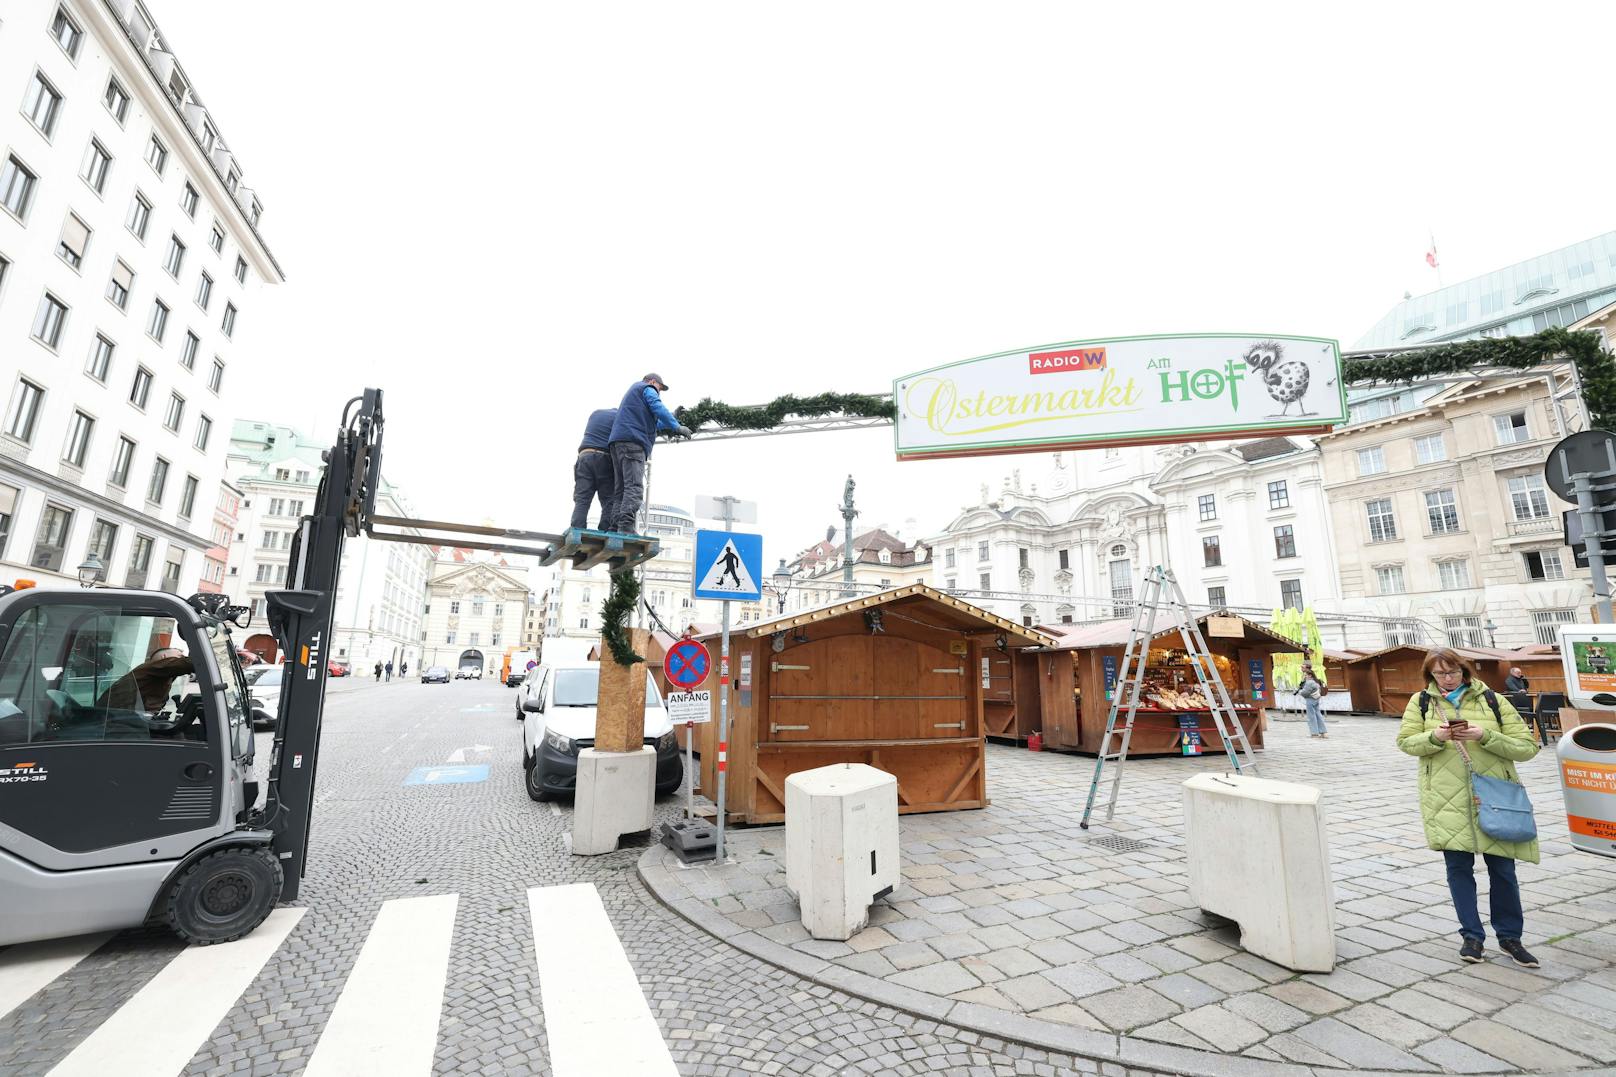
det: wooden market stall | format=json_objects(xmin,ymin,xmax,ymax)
[
  {"xmin": 1345, "ymin": 644, "xmax": 1567, "ymax": 714},
  {"xmin": 690, "ymin": 584, "xmax": 1056, "ymax": 825},
  {"xmin": 1033, "ymin": 611, "xmax": 1301, "ymax": 756}
]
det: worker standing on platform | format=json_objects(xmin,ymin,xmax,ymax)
[
  {"xmin": 571, "ymin": 407, "xmax": 620, "ymax": 531},
  {"xmin": 607, "ymin": 373, "xmax": 691, "ymax": 535}
]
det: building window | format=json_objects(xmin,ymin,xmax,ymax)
[
  {"xmin": 469, "ymin": 632, "xmax": 481, "ymax": 646},
  {"xmin": 209, "ymin": 359, "xmax": 224, "ymax": 393},
  {"xmin": 1357, "ymin": 446, "xmax": 1387, "ymax": 476},
  {"xmin": 179, "ymin": 331, "xmax": 200, "ymax": 370},
  {"xmin": 210, "ymin": 224, "xmax": 225, "ymax": 254},
  {"xmin": 1437, "ymin": 560, "xmax": 1471, "ymax": 589},
  {"xmin": 979, "ymin": 572, "xmax": 991, "ymax": 591},
  {"xmin": 1202, "ymin": 536, "xmax": 1222, "ymax": 567},
  {"xmin": 944, "ymin": 576, "xmax": 956, "ymax": 591},
  {"xmin": 1279, "ymin": 579, "xmax": 1303, "ymax": 610},
  {"xmin": 1365, "ymin": 498, "xmax": 1398, "ymax": 542},
  {"xmin": 1413, "ymin": 433, "xmax": 1446, "ymax": 464},
  {"xmin": 56, "ymin": 214, "xmax": 92, "ymax": 269},
  {"xmin": 1507, "ymin": 475, "xmax": 1551, "ymax": 521},
  {"xmin": 30, "ymin": 504, "xmax": 74, "ymax": 572},
  {"xmin": 1425, "ymin": 489, "xmax": 1460, "ymax": 534},
  {"xmin": 1494, "ymin": 411, "xmax": 1529, "ymax": 445},
  {"xmin": 130, "ymin": 366, "xmax": 152, "ymax": 409},
  {"xmin": 163, "ymin": 394, "xmax": 185, "ymax": 433},
  {"xmin": 160, "ymin": 551, "xmax": 182, "ymax": 594},
  {"xmin": 222, "ymin": 302, "xmax": 237, "ymax": 339},
  {"xmin": 1018, "ymin": 547, "xmax": 1029, "ymax": 569},
  {"xmin": 86, "ymin": 334, "xmax": 115, "ymax": 381},
  {"xmin": 449, "ymin": 600, "xmax": 460, "ymax": 614},
  {"xmin": 179, "ymin": 474, "xmax": 198, "ymax": 518},
  {"xmin": 62, "ymin": 409, "xmax": 94, "ymax": 467},
  {"xmin": 1375, "ymin": 565, "xmax": 1406, "ymax": 594},
  {"xmin": 1198, "ymin": 494, "xmax": 1216, "ymax": 521},
  {"xmin": 226, "ymin": 168, "xmax": 240, "ymax": 193},
  {"xmin": 494, "ymin": 603, "xmax": 504, "ymax": 617},
  {"xmin": 274, "ymin": 467, "xmax": 290, "ymax": 481},
  {"xmin": 1109, "ymin": 558, "xmax": 1132, "ymax": 616},
  {"xmin": 195, "ymin": 272, "xmax": 213, "ymax": 311},
  {"xmin": 1058, "ymin": 549, "xmax": 1070, "ymax": 570},
  {"xmin": 977, "ymin": 541, "xmax": 989, "ymax": 561},
  {"xmin": 1208, "ymin": 585, "xmax": 1227, "ymax": 608},
  {"xmin": 86, "ymin": 519, "xmax": 116, "ymax": 580},
  {"xmin": 1524, "ymin": 549, "xmax": 1565, "ymax": 581},
  {"xmin": 81, "ymin": 139, "xmax": 112, "ymax": 194},
  {"xmin": 1444, "ymin": 616, "xmax": 1485, "ymax": 649},
  {"xmin": 50, "ymin": 6, "xmax": 83, "ymax": 58},
  {"xmin": 126, "ymin": 191, "xmax": 152, "ymax": 239},
  {"xmin": 235, "ymin": 256, "xmax": 248, "ymax": 285},
  {"xmin": 1273, "ymin": 525, "xmax": 1296, "ymax": 558},
  {"xmin": 147, "ymin": 457, "xmax": 170, "ymax": 504},
  {"xmin": 944, "ymin": 548, "xmax": 955, "ymax": 569},
  {"xmin": 23, "ymin": 72, "xmax": 64, "ymax": 137},
  {"xmin": 147, "ymin": 298, "xmax": 170, "ymax": 342},
  {"xmin": 32, "ymin": 292, "xmax": 69, "ymax": 349},
  {"xmin": 1, "ymin": 155, "xmax": 38, "ymax": 219},
  {"xmin": 471, "ymin": 598, "xmax": 485, "ymax": 616},
  {"xmin": 195, "ymin": 415, "xmax": 212, "ymax": 451},
  {"xmin": 181, "ymin": 182, "xmax": 199, "ymax": 218},
  {"xmin": 1532, "ymin": 608, "xmax": 1576, "ymax": 646},
  {"xmin": 109, "ymin": 435, "xmax": 134, "ymax": 486},
  {"xmin": 122, "ymin": 534, "xmax": 151, "ymax": 587},
  {"xmin": 146, "ymin": 134, "xmax": 168, "ymax": 175},
  {"xmin": 103, "ymin": 77, "xmax": 130, "ymax": 123},
  {"xmin": 107, "ymin": 260, "xmax": 134, "ymax": 309},
  {"xmin": 1267, "ymin": 480, "xmax": 1289, "ymax": 510},
  {"xmin": 1383, "ymin": 619, "xmax": 1420, "ymax": 647},
  {"xmin": 165, "ymin": 235, "xmax": 186, "ymax": 278}
]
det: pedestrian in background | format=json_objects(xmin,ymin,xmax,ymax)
[
  {"xmin": 373, "ymin": 661, "xmax": 383, "ymax": 682},
  {"xmin": 1396, "ymin": 647, "xmax": 1541, "ymax": 967},
  {"xmin": 1298, "ymin": 663, "xmax": 1326, "ymax": 738},
  {"xmin": 385, "ymin": 660, "xmax": 393, "ymax": 682},
  {"xmin": 571, "ymin": 407, "xmax": 619, "ymax": 531},
  {"xmin": 1504, "ymin": 666, "xmax": 1530, "ymax": 693},
  {"xmin": 400, "ymin": 661, "xmax": 408, "ymax": 678},
  {"xmin": 607, "ymin": 373, "xmax": 691, "ymax": 535}
]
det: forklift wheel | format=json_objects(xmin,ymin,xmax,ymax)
[
  {"xmin": 163, "ymin": 846, "xmax": 284, "ymax": 945},
  {"xmin": 526, "ymin": 760, "xmax": 551, "ymax": 802}
]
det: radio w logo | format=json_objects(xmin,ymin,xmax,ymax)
[{"xmin": 1028, "ymin": 346, "xmax": 1107, "ymax": 375}]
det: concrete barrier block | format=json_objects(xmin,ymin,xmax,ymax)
[{"xmin": 785, "ymin": 763, "xmax": 899, "ymax": 941}]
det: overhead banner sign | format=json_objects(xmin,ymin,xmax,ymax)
[{"xmin": 893, "ymin": 333, "xmax": 1346, "ymax": 460}]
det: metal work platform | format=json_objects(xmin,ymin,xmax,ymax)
[
  {"xmin": 365, "ymin": 516, "xmax": 659, "ymax": 572},
  {"xmin": 541, "ymin": 529, "xmax": 661, "ymax": 571}
]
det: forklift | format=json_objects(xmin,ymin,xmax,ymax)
[{"xmin": 0, "ymin": 390, "xmax": 658, "ymax": 946}]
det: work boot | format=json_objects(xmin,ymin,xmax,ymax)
[
  {"xmin": 1499, "ymin": 939, "xmax": 1539, "ymax": 968},
  {"xmin": 1459, "ymin": 938, "xmax": 1484, "ymax": 963}
]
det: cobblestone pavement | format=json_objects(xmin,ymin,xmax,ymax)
[
  {"xmin": 644, "ymin": 715, "xmax": 1616, "ymax": 1075},
  {"xmin": 0, "ymin": 680, "xmax": 1174, "ymax": 1076}
]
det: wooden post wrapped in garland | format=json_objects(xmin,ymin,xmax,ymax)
[{"xmin": 600, "ymin": 570, "xmax": 644, "ymax": 668}]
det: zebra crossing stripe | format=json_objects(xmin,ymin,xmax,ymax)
[
  {"xmin": 527, "ymin": 883, "xmax": 677, "ymax": 1076},
  {"xmin": 48, "ymin": 908, "xmax": 305, "ymax": 1077},
  {"xmin": 0, "ymin": 933, "xmax": 113, "ymax": 1023},
  {"xmin": 303, "ymin": 893, "xmax": 458, "ymax": 1076}
]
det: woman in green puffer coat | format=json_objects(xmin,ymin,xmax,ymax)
[{"xmin": 1396, "ymin": 647, "xmax": 1540, "ymax": 968}]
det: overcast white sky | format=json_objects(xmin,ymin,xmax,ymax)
[{"xmin": 160, "ymin": 0, "xmax": 1614, "ymax": 567}]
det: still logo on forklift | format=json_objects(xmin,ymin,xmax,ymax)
[{"xmin": 0, "ymin": 760, "xmax": 48, "ymax": 783}]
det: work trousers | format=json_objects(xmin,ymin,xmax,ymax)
[
  {"xmin": 1304, "ymin": 699, "xmax": 1325, "ymax": 735},
  {"xmin": 571, "ymin": 450, "xmax": 617, "ymax": 531},
  {"xmin": 1443, "ymin": 850, "xmax": 1524, "ymax": 942},
  {"xmin": 609, "ymin": 442, "xmax": 648, "ymax": 534}
]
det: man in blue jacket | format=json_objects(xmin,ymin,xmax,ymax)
[
  {"xmin": 607, "ymin": 373, "xmax": 691, "ymax": 534},
  {"xmin": 571, "ymin": 407, "xmax": 619, "ymax": 531}
]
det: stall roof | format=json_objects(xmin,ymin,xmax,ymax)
[
  {"xmin": 1343, "ymin": 643, "xmax": 1532, "ymax": 665},
  {"xmin": 1039, "ymin": 609, "xmax": 1304, "ymax": 652},
  {"xmin": 730, "ymin": 583, "xmax": 1058, "ymax": 647}
]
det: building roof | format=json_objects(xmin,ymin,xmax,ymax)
[
  {"xmin": 1343, "ymin": 643, "xmax": 1535, "ymax": 665},
  {"xmin": 1233, "ymin": 437, "xmax": 1301, "ymax": 463},
  {"xmin": 1038, "ymin": 610, "xmax": 1303, "ymax": 653},
  {"xmin": 1352, "ymin": 231, "xmax": 1616, "ymax": 351},
  {"xmin": 791, "ymin": 528, "xmax": 929, "ymax": 574},
  {"xmin": 717, "ymin": 583, "xmax": 1057, "ymax": 647}
]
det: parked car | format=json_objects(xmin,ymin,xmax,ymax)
[
  {"xmin": 244, "ymin": 664, "xmax": 283, "ymax": 730},
  {"xmin": 519, "ymin": 662, "xmax": 681, "ymax": 801},
  {"xmin": 505, "ymin": 669, "xmax": 527, "ymax": 688},
  {"xmin": 455, "ymin": 666, "xmax": 483, "ymax": 680},
  {"xmin": 421, "ymin": 666, "xmax": 451, "ymax": 684},
  {"xmin": 327, "ymin": 659, "xmax": 350, "ymax": 677}
]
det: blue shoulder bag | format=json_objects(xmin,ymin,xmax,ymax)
[{"xmin": 1455, "ymin": 739, "xmax": 1537, "ymax": 843}]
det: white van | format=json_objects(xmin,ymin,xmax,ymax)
[{"xmin": 518, "ymin": 662, "xmax": 681, "ymax": 800}]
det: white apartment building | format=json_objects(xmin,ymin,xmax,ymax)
[
  {"xmin": 421, "ymin": 555, "xmax": 529, "ymax": 675},
  {"xmin": 923, "ymin": 443, "xmax": 1340, "ymax": 630},
  {"xmin": 223, "ymin": 420, "xmax": 430, "ymax": 668},
  {"xmin": 0, "ymin": 0, "xmax": 280, "ymax": 591}
]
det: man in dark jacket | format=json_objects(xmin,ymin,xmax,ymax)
[
  {"xmin": 1504, "ymin": 667, "xmax": 1530, "ymax": 693},
  {"xmin": 607, "ymin": 373, "xmax": 691, "ymax": 534},
  {"xmin": 571, "ymin": 407, "xmax": 619, "ymax": 530}
]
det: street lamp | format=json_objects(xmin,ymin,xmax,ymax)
[
  {"xmin": 76, "ymin": 553, "xmax": 104, "ymax": 589},
  {"xmin": 1484, "ymin": 619, "xmax": 1498, "ymax": 648},
  {"xmin": 768, "ymin": 558, "xmax": 793, "ymax": 614}
]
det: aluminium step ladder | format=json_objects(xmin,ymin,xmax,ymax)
[{"xmin": 1079, "ymin": 565, "xmax": 1260, "ymax": 829}]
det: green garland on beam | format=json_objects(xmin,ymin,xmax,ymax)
[
  {"xmin": 1344, "ymin": 328, "xmax": 1616, "ymax": 431},
  {"xmin": 675, "ymin": 392, "xmax": 895, "ymax": 432},
  {"xmin": 600, "ymin": 571, "xmax": 644, "ymax": 667}
]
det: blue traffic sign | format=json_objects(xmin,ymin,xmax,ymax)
[
  {"xmin": 693, "ymin": 529, "xmax": 763, "ymax": 602},
  {"xmin": 664, "ymin": 639, "xmax": 711, "ymax": 690}
]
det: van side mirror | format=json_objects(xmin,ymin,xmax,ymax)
[{"xmin": 522, "ymin": 696, "xmax": 543, "ymax": 713}]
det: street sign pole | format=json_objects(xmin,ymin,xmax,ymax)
[
  {"xmin": 1549, "ymin": 434, "xmax": 1616, "ymax": 624},
  {"xmin": 715, "ymin": 497, "xmax": 735, "ymax": 860},
  {"xmin": 1575, "ymin": 470, "xmax": 1615, "ymax": 623}
]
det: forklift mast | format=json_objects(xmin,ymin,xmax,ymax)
[{"xmin": 252, "ymin": 389, "xmax": 659, "ymax": 901}]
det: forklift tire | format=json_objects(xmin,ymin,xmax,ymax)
[
  {"xmin": 163, "ymin": 846, "xmax": 284, "ymax": 945},
  {"xmin": 526, "ymin": 759, "xmax": 551, "ymax": 802}
]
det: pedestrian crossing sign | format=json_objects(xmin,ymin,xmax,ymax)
[{"xmin": 693, "ymin": 529, "xmax": 764, "ymax": 602}]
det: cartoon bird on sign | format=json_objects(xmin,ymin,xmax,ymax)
[{"xmin": 1242, "ymin": 340, "xmax": 1314, "ymax": 417}]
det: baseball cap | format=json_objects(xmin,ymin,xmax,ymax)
[{"xmin": 644, "ymin": 372, "xmax": 669, "ymax": 391}]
